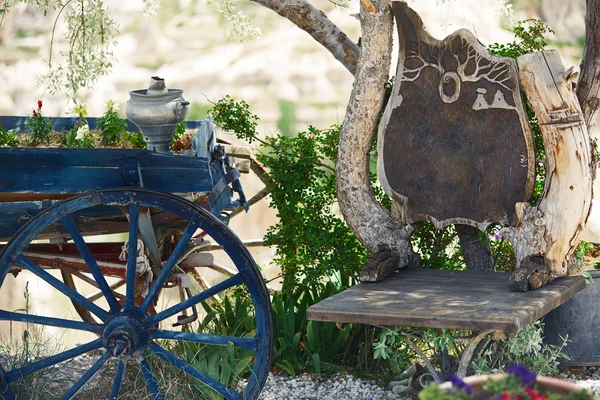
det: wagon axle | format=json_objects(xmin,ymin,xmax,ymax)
[{"xmin": 102, "ymin": 314, "xmax": 149, "ymax": 358}]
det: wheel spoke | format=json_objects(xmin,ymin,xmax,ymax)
[
  {"xmin": 0, "ymin": 385, "xmax": 16, "ymax": 400},
  {"xmin": 148, "ymin": 274, "xmax": 243, "ymax": 325},
  {"xmin": 152, "ymin": 329, "xmax": 257, "ymax": 351},
  {"xmin": 16, "ymin": 256, "xmax": 109, "ymax": 321},
  {"xmin": 5, "ymin": 339, "xmax": 102, "ymax": 384},
  {"xmin": 60, "ymin": 215, "xmax": 121, "ymax": 313},
  {"xmin": 0, "ymin": 364, "xmax": 16, "ymax": 400},
  {"xmin": 138, "ymin": 223, "xmax": 197, "ymax": 316},
  {"xmin": 150, "ymin": 343, "xmax": 243, "ymax": 400},
  {"xmin": 0, "ymin": 309, "xmax": 102, "ymax": 333},
  {"xmin": 138, "ymin": 357, "xmax": 163, "ymax": 400},
  {"xmin": 109, "ymin": 360, "xmax": 126, "ymax": 400},
  {"xmin": 61, "ymin": 352, "xmax": 110, "ymax": 399},
  {"xmin": 125, "ymin": 203, "xmax": 140, "ymax": 313}
]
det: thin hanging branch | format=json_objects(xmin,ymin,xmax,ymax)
[
  {"xmin": 251, "ymin": 0, "xmax": 360, "ymax": 74},
  {"xmin": 577, "ymin": 0, "xmax": 600, "ymax": 133}
]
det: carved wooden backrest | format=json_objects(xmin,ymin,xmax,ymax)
[
  {"xmin": 378, "ymin": 2, "xmax": 535, "ymax": 230},
  {"xmin": 376, "ymin": 2, "xmax": 594, "ymax": 290}
]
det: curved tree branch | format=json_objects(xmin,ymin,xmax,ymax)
[
  {"xmin": 251, "ymin": 0, "xmax": 360, "ymax": 74},
  {"xmin": 336, "ymin": 0, "xmax": 413, "ymax": 257},
  {"xmin": 577, "ymin": 0, "xmax": 600, "ymax": 133}
]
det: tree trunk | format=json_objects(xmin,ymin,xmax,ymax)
[
  {"xmin": 251, "ymin": 0, "xmax": 360, "ymax": 74},
  {"xmin": 502, "ymin": 51, "xmax": 595, "ymax": 290},
  {"xmin": 577, "ymin": 0, "xmax": 600, "ymax": 133},
  {"xmin": 336, "ymin": 0, "xmax": 416, "ymax": 278},
  {"xmin": 455, "ymin": 225, "xmax": 495, "ymax": 272}
]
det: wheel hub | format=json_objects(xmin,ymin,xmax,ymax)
[{"xmin": 102, "ymin": 314, "xmax": 149, "ymax": 358}]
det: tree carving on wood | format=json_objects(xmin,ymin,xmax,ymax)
[{"xmin": 379, "ymin": 3, "xmax": 535, "ymax": 231}]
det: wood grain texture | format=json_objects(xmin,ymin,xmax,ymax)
[
  {"xmin": 336, "ymin": 0, "xmax": 416, "ymax": 265},
  {"xmin": 0, "ymin": 148, "xmax": 214, "ymax": 196},
  {"xmin": 378, "ymin": 2, "xmax": 534, "ymax": 230},
  {"xmin": 306, "ymin": 268, "xmax": 586, "ymax": 332},
  {"xmin": 501, "ymin": 51, "xmax": 595, "ymax": 281}
]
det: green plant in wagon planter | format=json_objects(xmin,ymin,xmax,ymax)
[
  {"xmin": 420, "ymin": 365, "xmax": 597, "ymax": 400},
  {"xmin": 25, "ymin": 100, "xmax": 53, "ymax": 145},
  {"xmin": 96, "ymin": 100, "xmax": 127, "ymax": 145},
  {"xmin": 61, "ymin": 103, "xmax": 96, "ymax": 148}
]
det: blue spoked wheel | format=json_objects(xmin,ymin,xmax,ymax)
[{"xmin": 0, "ymin": 189, "xmax": 272, "ymax": 399}]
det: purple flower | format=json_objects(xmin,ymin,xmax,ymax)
[
  {"xmin": 507, "ymin": 364, "xmax": 537, "ymax": 387},
  {"xmin": 449, "ymin": 372, "xmax": 473, "ymax": 395}
]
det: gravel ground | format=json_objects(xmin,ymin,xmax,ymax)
[
  {"xmin": 257, "ymin": 372, "xmax": 411, "ymax": 400},
  {"xmin": 257, "ymin": 367, "xmax": 600, "ymax": 400},
  {"xmin": 4, "ymin": 353, "xmax": 600, "ymax": 399}
]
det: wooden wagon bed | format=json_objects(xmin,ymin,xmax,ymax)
[{"xmin": 307, "ymin": 268, "xmax": 586, "ymax": 333}]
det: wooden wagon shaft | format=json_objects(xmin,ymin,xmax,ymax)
[
  {"xmin": 5, "ymin": 244, "xmax": 215, "ymax": 278},
  {"xmin": 501, "ymin": 50, "xmax": 596, "ymax": 289}
]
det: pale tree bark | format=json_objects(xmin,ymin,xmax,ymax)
[
  {"xmin": 336, "ymin": 0, "xmax": 415, "ymax": 276},
  {"xmin": 251, "ymin": 0, "xmax": 360, "ymax": 74},
  {"xmin": 502, "ymin": 51, "xmax": 594, "ymax": 290},
  {"xmin": 577, "ymin": 0, "xmax": 600, "ymax": 133}
]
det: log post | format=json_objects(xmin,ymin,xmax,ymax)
[
  {"xmin": 336, "ymin": 0, "xmax": 417, "ymax": 282},
  {"xmin": 501, "ymin": 50, "xmax": 596, "ymax": 290}
]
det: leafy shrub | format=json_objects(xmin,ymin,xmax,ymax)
[
  {"xmin": 211, "ymin": 97, "xmax": 367, "ymax": 293},
  {"xmin": 173, "ymin": 120, "xmax": 187, "ymax": 141},
  {"xmin": 123, "ymin": 131, "xmax": 146, "ymax": 149},
  {"xmin": 96, "ymin": 100, "xmax": 127, "ymax": 145},
  {"xmin": 0, "ymin": 122, "xmax": 20, "ymax": 147},
  {"xmin": 472, "ymin": 321, "xmax": 569, "ymax": 376},
  {"xmin": 272, "ymin": 284, "xmax": 350, "ymax": 377},
  {"xmin": 60, "ymin": 103, "xmax": 96, "ymax": 148},
  {"xmin": 172, "ymin": 293, "xmax": 256, "ymax": 400},
  {"xmin": 25, "ymin": 100, "xmax": 52, "ymax": 144}
]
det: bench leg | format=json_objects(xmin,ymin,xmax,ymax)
[{"xmin": 457, "ymin": 330, "xmax": 493, "ymax": 377}]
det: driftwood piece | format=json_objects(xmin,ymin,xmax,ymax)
[
  {"xmin": 336, "ymin": 0, "xmax": 418, "ymax": 282},
  {"xmin": 378, "ymin": 2, "xmax": 535, "ymax": 230},
  {"xmin": 501, "ymin": 50, "xmax": 595, "ymax": 290}
]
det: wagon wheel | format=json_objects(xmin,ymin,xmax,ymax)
[
  {"xmin": 59, "ymin": 229, "xmax": 219, "ymax": 325},
  {"xmin": 0, "ymin": 189, "xmax": 272, "ymax": 400}
]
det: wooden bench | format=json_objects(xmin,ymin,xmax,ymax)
[{"xmin": 308, "ymin": 1, "xmax": 595, "ymax": 380}]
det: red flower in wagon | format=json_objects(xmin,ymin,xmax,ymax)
[
  {"xmin": 32, "ymin": 109, "xmax": 38, "ymax": 117},
  {"xmin": 37, "ymin": 99, "xmax": 43, "ymax": 109}
]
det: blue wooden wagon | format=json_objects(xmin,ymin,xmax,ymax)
[{"xmin": 0, "ymin": 117, "xmax": 272, "ymax": 399}]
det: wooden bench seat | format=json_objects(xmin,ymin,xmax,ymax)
[{"xmin": 307, "ymin": 268, "xmax": 586, "ymax": 333}]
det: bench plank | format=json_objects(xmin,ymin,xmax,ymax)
[{"xmin": 306, "ymin": 268, "xmax": 586, "ymax": 332}]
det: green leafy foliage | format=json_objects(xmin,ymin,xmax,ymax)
[
  {"xmin": 96, "ymin": 100, "xmax": 127, "ymax": 145},
  {"xmin": 411, "ymin": 222, "xmax": 464, "ymax": 270},
  {"xmin": 419, "ymin": 384, "xmax": 472, "ymax": 400},
  {"xmin": 25, "ymin": 100, "xmax": 53, "ymax": 145},
  {"xmin": 472, "ymin": 321, "xmax": 569, "ymax": 376},
  {"xmin": 173, "ymin": 120, "xmax": 188, "ymax": 141},
  {"xmin": 488, "ymin": 19, "xmax": 555, "ymax": 58},
  {"xmin": 271, "ymin": 284, "xmax": 349, "ymax": 377},
  {"xmin": 123, "ymin": 131, "xmax": 146, "ymax": 149},
  {"xmin": 60, "ymin": 104, "xmax": 96, "ymax": 148},
  {"xmin": 172, "ymin": 292, "xmax": 256, "ymax": 400},
  {"xmin": 0, "ymin": 122, "xmax": 20, "ymax": 147},
  {"xmin": 211, "ymin": 95, "xmax": 259, "ymax": 144}
]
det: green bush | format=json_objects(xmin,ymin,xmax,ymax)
[
  {"xmin": 96, "ymin": 100, "xmax": 127, "ymax": 145},
  {"xmin": 25, "ymin": 100, "xmax": 52, "ymax": 145},
  {"xmin": 0, "ymin": 122, "xmax": 20, "ymax": 147},
  {"xmin": 172, "ymin": 293, "xmax": 256, "ymax": 400}
]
